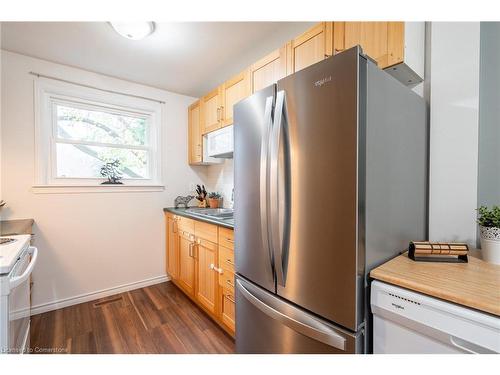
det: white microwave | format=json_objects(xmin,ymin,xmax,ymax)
[{"xmin": 207, "ymin": 125, "xmax": 234, "ymax": 158}]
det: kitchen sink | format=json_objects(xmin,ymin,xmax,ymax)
[{"xmin": 186, "ymin": 207, "xmax": 234, "ymax": 219}]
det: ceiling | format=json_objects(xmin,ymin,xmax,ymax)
[{"xmin": 1, "ymin": 22, "xmax": 314, "ymax": 97}]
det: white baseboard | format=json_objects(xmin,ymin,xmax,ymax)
[{"xmin": 30, "ymin": 274, "xmax": 170, "ymax": 316}]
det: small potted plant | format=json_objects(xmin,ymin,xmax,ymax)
[
  {"xmin": 100, "ymin": 159, "xmax": 123, "ymax": 185},
  {"xmin": 477, "ymin": 205, "xmax": 500, "ymax": 265},
  {"xmin": 207, "ymin": 192, "xmax": 222, "ymax": 209}
]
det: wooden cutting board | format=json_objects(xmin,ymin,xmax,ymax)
[{"xmin": 370, "ymin": 250, "xmax": 500, "ymax": 316}]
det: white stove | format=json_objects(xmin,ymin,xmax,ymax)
[{"xmin": 0, "ymin": 235, "xmax": 38, "ymax": 354}]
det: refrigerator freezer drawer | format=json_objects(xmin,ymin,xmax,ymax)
[{"xmin": 236, "ymin": 277, "xmax": 362, "ymax": 354}]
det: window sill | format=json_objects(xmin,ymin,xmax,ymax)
[{"xmin": 31, "ymin": 184, "xmax": 165, "ymax": 194}]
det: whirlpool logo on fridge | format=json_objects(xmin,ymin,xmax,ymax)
[{"xmin": 314, "ymin": 76, "xmax": 332, "ymax": 87}]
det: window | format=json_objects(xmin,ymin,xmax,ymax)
[{"xmin": 34, "ymin": 78, "xmax": 164, "ymax": 191}]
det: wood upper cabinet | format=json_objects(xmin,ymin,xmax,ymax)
[
  {"xmin": 201, "ymin": 70, "xmax": 250, "ymax": 133},
  {"xmin": 333, "ymin": 22, "xmax": 405, "ymax": 69},
  {"xmin": 195, "ymin": 237, "xmax": 218, "ymax": 315},
  {"xmin": 201, "ymin": 87, "xmax": 222, "ymax": 134},
  {"xmin": 250, "ymin": 46, "xmax": 287, "ymax": 93},
  {"xmin": 221, "ymin": 70, "xmax": 250, "ymax": 127},
  {"xmin": 287, "ymin": 22, "xmax": 333, "ymax": 75},
  {"xmin": 177, "ymin": 230, "xmax": 196, "ymax": 297},
  {"xmin": 166, "ymin": 214, "xmax": 179, "ymax": 279},
  {"xmin": 188, "ymin": 100, "xmax": 203, "ymax": 165}
]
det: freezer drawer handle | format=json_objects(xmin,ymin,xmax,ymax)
[{"xmin": 237, "ymin": 279, "xmax": 347, "ymax": 351}]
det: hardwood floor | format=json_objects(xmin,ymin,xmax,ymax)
[{"xmin": 30, "ymin": 281, "xmax": 235, "ymax": 354}]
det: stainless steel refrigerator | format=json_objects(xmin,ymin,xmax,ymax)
[{"xmin": 233, "ymin": 46, "xmax": 427, "ymax": 354}]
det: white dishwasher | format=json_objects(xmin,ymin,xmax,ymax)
[{"xmin": 371, "ymin": 280, "xmax": 500, "ymax": 354}]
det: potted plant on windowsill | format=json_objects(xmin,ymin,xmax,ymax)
[
  {"xmin": 477, "ymin": 205, "xmax": 500, "ymax": 265},
  {"xmin": 100, "ymin": 159, "xmax": 123, "ymax": 185},
  {"xmin": 207, "ymin": 192, "xmax": 222, "ymax": 209}
]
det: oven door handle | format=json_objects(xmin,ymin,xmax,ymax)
[{"xmin": 10, "ymin": 246, "xmax": 38, "ymax": 290}]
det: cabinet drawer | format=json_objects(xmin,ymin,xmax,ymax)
[
  {"xmin": 219, "ymin": 269, "xmax": 235, "ymax": 293},
  {"xmin": 197, "ymin": 237, "xmax": 217, "ymax": 252},
  {"xmin": 218, "ymin": 245, "xmax": 234, "ymax": 273},
  {"xmin": 176, "ymin": 215, "xmax": 194, "ymax": 232},
  {"xmin": 219, "ymin": 227, "xmax": 234, "ymax": 249},
  {"xmin": 195, "ymin": 221, "xmax": 218, "ymax": 243},
  {"xmin": 221, "ymin": 289, "xmax": 235, "ymax": 332}
]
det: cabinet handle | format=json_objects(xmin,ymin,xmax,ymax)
[
  {"xmin": 220, "ymin": 105, "xmax": 224, "ymax": 120},
  {"xmin": 209, "ymin": 263, "xmax": 223, "ymax": 274},
  {"xmin": 224, "ymin": 237, "xmax": 234, "ymax": 243},
  {"xmin": 334, "ymin": 48, "xmax": 344, "ymax": 55},
  {"xmin": 226, "ymin": 279, "xmax": 234, "ymax": 287},
  {"xmin": 217, "ymin": 107, "xmax": 221, "ymax": 121},
  {"xmin": 188, "ymin": 242, "xmax": 194, "ymax": 257},
  {"xmin": 225, "ymin": 259, "xmax": 234, "ymax": 266},
  {"xmin": 225, "ymin": 294, "xmax": 235, "ymax": 303},
  {"xmin": 173, "ymin": 220, "xmax": 178, "ymax": 233}
]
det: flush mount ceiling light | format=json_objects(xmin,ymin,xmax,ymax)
[{"xmin": 109, "ymin": 22, "xmax": 155, "ymax": 40}]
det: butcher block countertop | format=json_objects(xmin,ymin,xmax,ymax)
[{"xmin": 370, "ymin": 251, "xmax": 500, "ymax": 316}]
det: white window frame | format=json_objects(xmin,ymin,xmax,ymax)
[{"xmin": 33, "ymin": 77, "xmax": 164, "ymax": 193}]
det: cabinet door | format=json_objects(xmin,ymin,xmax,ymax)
[
  {"xmin": 250, "ymin": 46, "xmax": 287, "ymax": 93},
  {"xmin": 334, "ymin": 22, "xmax": 404, "ymax": 69},
  {"xmin": 287, "ymin": 22, "xmax": 333, "ymax": 74},
  {"xmin": 177, "ymin": 231, "xmax": 196, "ymax": 297},
  {"xmin": 195, "ymin": 238, "xmax": 218, "ymax": 315},
  {"xmin": 188, "ymin": 100, "xmax": 203, "ymax": 165},
  {"xmin": 220, "ymin": 288, "xmax": 235, "ymax": 333},
  {"xmin": 201, "ymin": 87, "xmax": 221, "ymax": 134},
  {"xmin": 221, "ymin": 70, "xmax": 250, "ymax": 127},
  {"xmin": 166, "ymin": 214, "xmax": 179, "ymax": 279}
]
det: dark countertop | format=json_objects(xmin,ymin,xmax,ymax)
[
  {"xmin": 0, "ymin": 218, "xmax": 34, "ymax": 236},
  {"xmin": 163, "ymin": 207, "xmax": 234, "ymax": 229}
]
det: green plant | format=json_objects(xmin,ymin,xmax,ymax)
[
  {"xmin": 100, "ymin": 159, "xmax": 123, "ymax": 184},
  {"xmin": 477, "ymin": 205, "xmax": 500, "ymax": 228},
  {"xmin": 208, "ymin": 192, "xmax": 222, "ymax": 200}
]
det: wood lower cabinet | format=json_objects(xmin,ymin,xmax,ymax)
[
  {"xmin": 177, "ymin": 229, "xmax": 196, "ymax": 297},
  {"xmin": 166, "ymin": 214, "xmax": 179, "ymax": 279},
  {"xmin": 220, "ymin": 288, "xmax": 236, "ymax": 332},
  {"xmin": 165, "ymin": 212, "xmax": 235, "ymax": 337},
  {"xmin": 196, "ymin": 238, "xmax": 218, "ymax": 315}
]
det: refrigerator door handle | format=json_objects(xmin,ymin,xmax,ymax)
[
  {"xmin": 260, "ymin": 96, "xmax": 275, "ymax": 273},
  {"xmin": 270, "ymin": 90, "xmax": 290, "ymax": 287},
  {"xmin": 237, "ymin": 278, "xmax": 347, "ymax": 351}
]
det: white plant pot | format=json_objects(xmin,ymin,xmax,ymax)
[{"xmin": 479, "ymin": 226, "xmax": 500, "ymax": 265}]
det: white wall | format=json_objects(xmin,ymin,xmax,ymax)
[
  {"xmin": 0, "ymin": 24, "xmax": 3, "ymax": 215},
  {"xmin": 478, "ymin": 22, "xmax": 500, "ymax": 208},
  {"xmin": 1, "ymin": 50, "xmax": 209, "ymax": 312},
  {"xmin": 428, "ymin": 22, "xmax": 481, "ymax": 245}
]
